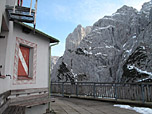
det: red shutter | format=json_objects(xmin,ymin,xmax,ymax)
[{"xmin": 18, "ymin": 45, "xmax": 30, "ymax": 77}]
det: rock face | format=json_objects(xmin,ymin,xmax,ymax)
[
  {"xmin": 52, "ymin": 1, "xmax": 152, "ymax": 83},
  {"xmin": 51, "ymin": 56, "xmax": 59, "ymax": 71},
  {"xmin": 66, "ymin": 25, "xmax": 92, "ymax": 51}
]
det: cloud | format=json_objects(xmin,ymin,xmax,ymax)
[
  {"xmin": 51, "ymin": 0, "xmax": 150, "ymax": 26},
  {"xmin": 51, "ymin": 0, "xmax": 120, "ymax": 25},
  {"xmin": 75, "ymin": 0, "xmax": 120, "ymax": 24},
  {"xmin": 123, "ymin": 0, "xmax": 150, "ymax": 10}
]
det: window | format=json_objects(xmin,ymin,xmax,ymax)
[
  {"xmin": 13, "ymin": 37, "xmax": 37, "ymax": 85},
  {"xmin": 17, "ymin": 45, "xmax": 33, "ymax": 80},
  {"xmin": 18, "ymin": 45, "xmax": 30, "ymax": 78}
]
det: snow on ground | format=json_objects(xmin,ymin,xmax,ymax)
[{"xmin": 114, "ymin": 104, "xmax": 152, "ymax": 114}]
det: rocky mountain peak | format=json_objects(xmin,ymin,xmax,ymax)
[
  {"xmin": 140, "ymin": 1, "xmax": 152, "ymax": 21},
  {"xmin": 141, "ymin": 1, "xmax": 152, "ymax": 13},
  {"xmin": 116, "ymin": 5, "xmax": 137, "ymax": 14},
  {"xmin": 65, "ymin": 24, "xmax": 92, "ymax": 51},
  {"xmin": 92, "ymin": 5, "xmax": 139, "ymax": 32}
]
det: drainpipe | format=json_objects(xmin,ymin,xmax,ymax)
[{"xmin": 46, "ymin": 42, "xmax": 59, "ymax": 113}]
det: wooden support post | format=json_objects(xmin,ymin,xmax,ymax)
[
  {"xmin": 93, "ymin": 83, "xmax": 96, "ymax": 98},
  {"xmin": 50, "ymin": 82, "xmax": 52, "ymax": 94},
  {"xmin": 34, "ymin": 0, "xmax": 38, "ymax": 33},
  {"xmin": 141, "ymin": 83, "xmax": 145, "ymax": 103},
  {"xmin": 115, "ymin": 84, "xmax": 117, "ymax": 101},
  {"xmin": 62, "ymin": 82, "xmax": 64, "ymax": 97},
  {"xmin": 76, "ymin": 82, "xmax": 78, "ymax": 97},
  {"xmin": 29, "ymin": 0, "xmax": 33, "ymax": 15},
  {"xmin": 13, "ymin": 0, "xmax": 17, "ymax": 13},
  {"xmin": 70, "ymin": 84, "xmax": 72, "ymax": 95}
]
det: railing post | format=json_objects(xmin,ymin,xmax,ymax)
[
  {"xmin": 62, "ymin": 82, "xmax": 64, "ymax": 97},
  {"xmin": 93, "ymin": 83, "xmax": 96, "ymax": 98},
  {"xmin": 76, "ymin": 82, "xmax": 79, "ymax": 97},
  {"xmin": 141, "ymin": 83, "xmax": 145, "ymax": 103},
  {"xmin": 115, "ymin": 83, "xmax": 117, "ymax": 101},
  {"xmin": 50, "ymin": 82, "xmax": 52, "ymax": 93}
]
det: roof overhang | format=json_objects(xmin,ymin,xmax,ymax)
[{"xmin": 15, "ymin": 22, "xmax": 59, "ymax": 43}]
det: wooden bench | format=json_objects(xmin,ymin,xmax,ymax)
[
  {"xmin": 10, "ymin": 88, "xmax": 50, "ymax": 107},
  {"xmin": 1, "ymin": 88, "xmax": 49, "ymax": 113}
]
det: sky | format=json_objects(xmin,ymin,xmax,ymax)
[{"xmin": 23, "ymin": 0, "xmax": 150, "ymax": 56}]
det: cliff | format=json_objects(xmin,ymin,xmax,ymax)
[{"xmin": 52, "ymin": 1, "xmax": 152, "ymax": 83}]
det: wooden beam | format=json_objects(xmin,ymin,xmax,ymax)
[
  {"xmin": 10, "ymin": 93, "xmax": 48, "ymax": 103},
  {"xmin": 10, "ymin": 93, "xmax": 50, "ymax": 107},
  {"xmin": 0, "ymin": 36, "xmax": 5, "ymax": 38},
  {"xmin": 29, "ymin": 0, "xmax": 33, "ymax": 15},
  {"xmin": 11, "ymin": 13, "xmax": 33, "ymax": 17},
  {"xmin": 11, "ymin": 88, "xmax": 48, "ymax": 95},
  {"xmin": 0, "ymin": 90, "xmax": 11, "ymax": 98},
  {"xmin": 0, "ymin": 100, "xmax": 10, "ymax": 114}
]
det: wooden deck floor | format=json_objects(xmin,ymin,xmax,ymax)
[{"xmin": 51, "ymin": 97, "xmax": 140, "ymax": 114}]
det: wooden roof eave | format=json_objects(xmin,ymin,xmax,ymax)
[{"xmin": 15, "ymin": 22, "xmax": 59, "ymax": 43}]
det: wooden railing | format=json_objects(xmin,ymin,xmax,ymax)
[{"xmin": 51, "ymin": 82, "xmax": 152, "ymax": 103}]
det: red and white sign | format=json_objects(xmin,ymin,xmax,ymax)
[{"xmin": 18, "ymin": 45, "xmax": 30, "ymax": 77}]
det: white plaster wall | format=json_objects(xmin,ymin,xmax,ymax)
[
  {"xmin": 0, "ymin": 31, "xmax": 11, "ymax": 94},
  {"xmin": 0, "ymin": 0, "xmax": 13, "ymax": 94},
  {"xmin": 8, "ymin": 23, "xmax": 50, "ymax": 90},
  {"xmin": 0, "ymin": 0, "xmax": 6, "ymax": 33},
  {"xmin": 6, "ymin": 0, "xmax": 16, "ymax": 6}
]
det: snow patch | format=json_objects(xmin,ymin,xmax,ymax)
[
  {"xmin": 94, "ymin": 47, "xmax": 104, "ymax": 49},
  {"xmin": 105, "ymin": 45, "xmax": 114, "ymax": 48},
  {"xmin": 112, "ymin": 12, "xmax": 120, "ymax": 16},
  {"xmin": 95, "ymin": 52, "xmax": 102, "ymax": 56},
  {"xmin": 132, "ymin": 35, "xmax": 136, "ymax": 39},
  {"xmin": 85, "ymin": 39, "xmax": 92, "ymax": 43},
  {"xmin": 71, "ymin": 69, "xmax": 77, "ymax": 81},
  {"xmin": 103, "ymin": 17, "xmax": 116, "ymax": 21},
  {"xmin": 141, "ymin": 46, "xmax": 145, "ymax": 50},
  {"xmin": 114, "ymin": 104, "xmax": 152, "ymax": 114},
  {"xmin": 125, "ymin": 49, "xmax": 132, "ymax": 54},
  {"xmin": 84, "ymin": 50, "xmax": 92, "ymax": 55},
  {"xmin": 127, "ymin": 65, "xmax": 152, "ymax": 76},
  {"xmin": 92, "ymin": 25, "xmax": 115, "ymax": 32},
  {"xmin": 102, "ymin": 54, "xmax": 108, "ymax": 57},
  {"xmin": 123, "ymin": 43, "xmax": 126, "ymax": 48},
  {"xmin": 138, "ymin": 77, "xmax": 152, "ymax": 82}
]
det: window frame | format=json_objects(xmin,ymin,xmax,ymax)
[{"xmin": 13, "ymin": 37, "xmax": 37, "ymax": 85}]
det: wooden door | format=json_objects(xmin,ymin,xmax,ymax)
[{"xmin": 18, "ymin": 45, "xmax": 30, "ymax": 77}]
